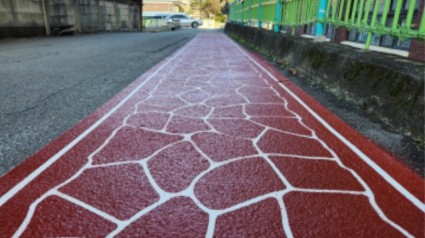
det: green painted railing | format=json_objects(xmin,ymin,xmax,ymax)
[
  {"xmin": 281, "ymin": 0, "xmax": 318, "ymax": 34},
  {"xmin": 229, "ymin": 0, "xmax": 425, "ymax": 50}
]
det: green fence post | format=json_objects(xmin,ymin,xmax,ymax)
[
  {"xmin": 258, "ymin": 0, "xmax": 263, "ymax": 28},
  {"xmin": 331, "ymin": 0, "xmax": 339, "ymax": 22},
  {"xmin": 365, "ymin": 0, "xmax": 381, "ymax": 50},
  {"xmin": 391, "ymin": 0, "xmax": 403, "ymax": 33},
  {"xmin": 248, "ymin": 0, "xmax": 252, "ymax": 26},
  {"xmin": 405, "ymin": 0, "xmax": 417, "ymax": 29},
  {"xmin": 338, "ymin": 0, "xmax": 346, "ymax": 23},
  {"xmin": 344, "ymin": 0, "xmax": 353, "ymax": 24},
  {"xmin": 356, "ymin": 0, "xmax": 366, "ymax": 26},
  {"xmin": 242, "ymin": 1, "xmax": 248, "ymax": 26},
  {"xmin": 380, "ymin": 0, "xmax": 391, "ymax": 26},
  {"xmin": 281, "ymin": 2, "xmax": 286, "ymax": 30},
  {"xmin": 350, "ymin": 0, "xmax": 359, "ymax": 24}
]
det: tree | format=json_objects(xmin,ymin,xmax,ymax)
[
  {"xmin": 189, "ymin": 0, "xmax": 201, "ymax": 14},
  {"xmin": 221, "ymin": 0, "xmax": 229, "ymax": 15},
  {"xmin": 200, "ymin": 0, "xmax": 221, "ymax": 17},
  {"xmin": 189, "ymin": 0, "xmax": 222, "ymax": 18},
  {"xmin": 177, "ymin": 4, "xmax": 185, "ymax": 12}
]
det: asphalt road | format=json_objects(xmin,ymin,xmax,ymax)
[{"xmin": 0, "ymin": 29, "xmax": 200, "ymax": 176}]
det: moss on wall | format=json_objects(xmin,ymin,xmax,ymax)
[{"xmin": 225, "ymin": 23, "xmax": 425, "ymax": 140}]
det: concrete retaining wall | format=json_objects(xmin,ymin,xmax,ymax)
[
  {"xmin": 0, "ymin": 0, "xmax": 140, "ymax": 37},
  {"xmin": 225, "ymin": 23, "xmax": 425, "ymax": 140},
  {"xmin": 79, "ymin": 0, "xmax": 100, "ymax": 32},
  {"xmin": 0, "ymin": 0, "xmax": 46, "ymax": 37},
  {"xmin": 47, "ymin": 0, "xmax": 77, "ymax": 29},
  {"xmin": 99, "ymin": 1, "xmax": 138, "ymax": 31},
  {"xmin": 0, "ymin": 0, "xmax": 45, "ymax": 27}
]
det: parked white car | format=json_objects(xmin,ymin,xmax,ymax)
[{"xmin": 165, "ymin": 14, "xmax": 203, "ymax": 28}]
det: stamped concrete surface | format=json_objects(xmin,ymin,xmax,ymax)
[{"xmin": 0, "ymin": 33, "xmax": 424, "ymax": 237}]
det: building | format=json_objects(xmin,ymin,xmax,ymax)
[{"xmin": 143, "ymin": 0, "xmax": 189, "ymax": 13}]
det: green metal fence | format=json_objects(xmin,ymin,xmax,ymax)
[
  {"xmin": 229, "ymin": 0, "xmax": 425, "ymax": 50},
  {"xmin": 261, "ymin": 0, "xmax": 278, "ymax": 24},
  {"xmin": 281, "ymin": 0, "xmax": 319, "ymax": 34}
]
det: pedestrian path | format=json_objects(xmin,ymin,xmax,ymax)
[{"xmin": 0, "ymin": 32, "xmax": 423, "ymax": 237}]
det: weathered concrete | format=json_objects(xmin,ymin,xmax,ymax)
[
  {"xmin": 0, "ymin": 0, "xmax": 140, "ymax": 37},
  {"xmin": 46, "ymin": 0, "xmax": 78, "ymax": 30},
  {"xmin": 0, "ymin": 0, "xmax": 45, "ymax": 37},
  {"xmin": 0, "ymin": 0, "xmax": 44, "ymax": 27},
  {"xmin": 224, "ymin": 23, "xmax": 425, "ymax": 142},
  {"xmin": 79, "ymin": 0, "xmax": 100, "ymax": 32}
]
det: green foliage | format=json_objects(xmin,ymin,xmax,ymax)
[
  {"xmin": 201, "ymin": 0, "xmax": 221, "ymax": 17},
  {"xmin": 214, "ymin": 14, "xmax": 226, "ymax": 22},
  {"xmin": 190, "ymin": 0, "xmax": 222, "ymax": 18},
  {"xmin": 190, "ymin": 0, "xmax": 200, "ymax": 9}
]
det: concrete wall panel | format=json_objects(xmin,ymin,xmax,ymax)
[
  {"xmin": 0, "ymin": 0, "xmax": 140, "ymax": 37},
  {"xmin": 79, "ymin": 0, "xmax": 100, "ymax": 32},
  {"xmin": 47, "ymin": 0, "xmax": 77, "ymax": 28},
  {"xmin": 0, "ymin": 0, "xmax": 44, "ymax": 27}
]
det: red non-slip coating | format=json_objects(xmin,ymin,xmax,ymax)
[{"xmin": 0, "ymin": 33, "xmax": 423, "ymax": 237}]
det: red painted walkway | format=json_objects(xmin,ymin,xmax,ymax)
[{"xmin": 0, "ymin": 33, "xmax": 424, "ymax": 237}]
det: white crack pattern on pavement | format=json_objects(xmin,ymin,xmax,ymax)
[{"xmin": 5, "ymin": 34, "xmax": 416, "ymax": 237}]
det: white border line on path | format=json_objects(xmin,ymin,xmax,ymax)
[
  {"xmin": 227, "ymin": 37, "xmax": 425, "ymax": 212},
  {"xmin": 1, "ymin": 34, "xmax": 424, "ymax": 213},
  {"xmin": 0, "ymin": 37, "xmax": 196, "ymax": 207}
]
